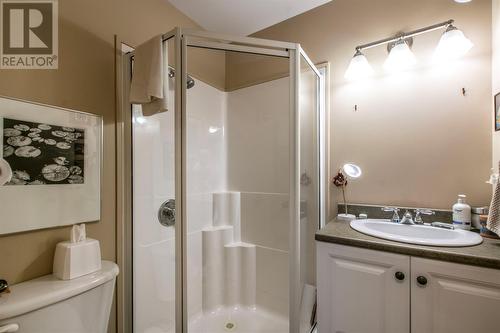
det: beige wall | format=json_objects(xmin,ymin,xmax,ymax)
[
  {"xmin": 253, "ymin": 0, "xmax": 493, "ymax": 212},
  {"xmin": 493, "ymin": 0, "xmax": 500, "ymax": 169},
  {"xmin": 226, "ymin": 52, "xmax": 289, "ymax": 91},
  {"xmin": 0, "ymin": 1, "xmax": 200, "ymax": 331}
]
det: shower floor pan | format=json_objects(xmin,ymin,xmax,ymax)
[{"xmin": 189, "ymin": 307, "xmax": 288, "ymax": 333}]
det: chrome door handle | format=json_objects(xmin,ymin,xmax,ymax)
[
  {"xmin": 0, "ymin": 324, "xmax": 19, "ymax": 333},
  {"xmin": 158, "ymin": 199, "xmax": 175, "ymax": 227}
]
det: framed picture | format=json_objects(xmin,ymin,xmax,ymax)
[
  {"xmin": 0, "ymin": 96, "xmax": 102, "ymax": 235},
  {"xmin": 495, "ymin": 92, "xmax": 500, "ymax": 132}
]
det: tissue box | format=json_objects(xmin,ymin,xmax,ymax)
[{"xmin": 53, "ymin": 238, "xmax": 102, "ymax": 280}]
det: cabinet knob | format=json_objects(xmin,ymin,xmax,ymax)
[
  {"xmin": 417, "ymin": 275, "xmax": 428, "ymax": 286},
  {"xmin": 394, "ymin": 271, "xmax": 405, "ymax": 281}
]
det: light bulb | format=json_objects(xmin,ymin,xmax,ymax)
[
  {"xmin": 384, "ymin": 40, "xmax": 416, "ymax": 73},
  {"xmin": 344, "ymin": 50, "xmax": 374, "ymax": 81},
  {"xmin": 434, "ymin": 25, "xmax": 473, "ymax": 62}
]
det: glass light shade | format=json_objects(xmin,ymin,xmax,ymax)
[
  {"xmin": 383, "ymin": 41, "xmax": 417, "ymax": 72},
  {"xmin": 344, "ymin": 51, "xmax": 374, "ymax": 81},
  {"xmin": 342, "ymin": 163, "xmax": 362, "ymax": 179},
  {"xmin": 433, "ymin": 27, "xmax": 473, "ymax": 62}
]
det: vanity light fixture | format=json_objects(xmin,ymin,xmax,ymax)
[
  {"xmin": 434, "ymin": 24, "xmax": 473, "ymax": 62},
  {"xmin": 345, "ymin": 19, "xmax": 473, "ymax": 80},
  {"xmin": 384, "ymin": 39, "xmax": 417, "ymax": 72},
  {"xmin": 344, "ymin": 49, "xmax": 374, "ymax": 81}
]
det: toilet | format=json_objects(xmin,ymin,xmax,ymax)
[{"xmin": 0, "ymin": 261, "xmax": 118, "ymax": 333}]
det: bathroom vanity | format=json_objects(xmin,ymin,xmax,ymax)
[{"xmin": 316, "ymin": 220, "xmax": 500, "ymax": 333}]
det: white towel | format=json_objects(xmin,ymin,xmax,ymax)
[
  {"xmin": 129, "ymin": 35, "xmax": 169, "ymax": 116},
  {"xmin": 487, "ymin": 161, "xmax": 500, "ymax": 235}
]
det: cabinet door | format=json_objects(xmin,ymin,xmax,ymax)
[
  {"xmin": 411, "ymin": 257, "xmax": 500, "ymax": 333},
  {"xmin": 317, "ymin": 242, "xmax": 410, "ymax": 333}
]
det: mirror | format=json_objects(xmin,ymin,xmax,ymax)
[
  {"xmin": 333, "ymin": 81, "xmax": 492, "ymax": 211},
  {"xmin": 342, "ymin": 163, "xmax": 362, "ymax": 179},
  {"xmin": 333, "ymin": 44, "xmax": 492, "ymax": 211}
]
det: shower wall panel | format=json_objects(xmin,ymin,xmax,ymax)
[{"xmin": 226, "ymin": 77, "xmax": 290, "ymax": 317}]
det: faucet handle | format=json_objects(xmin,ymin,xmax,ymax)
[
  {"xmin": 415, "ymin": 208, "xmax": 435, "ymax": 215},
  {"xmin": 414, "ymin": 208, "xmax": 435, "ymax": 224},
  {"xmin": 382, "ymin": 207, "xmax": 401, "ymax": 223}
]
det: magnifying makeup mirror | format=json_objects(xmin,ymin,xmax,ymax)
[
  {"xmin": 335, "ymin": 163, "xmax": 362, "ymax": 221},
  {"xmin": 343, "ymin": 163, "xmax": 362, "ymax": 179}
]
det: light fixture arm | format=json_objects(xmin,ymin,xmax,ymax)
[{"xmin": 355, "ymin": 19, "xmax": 454, "ymax": 52}]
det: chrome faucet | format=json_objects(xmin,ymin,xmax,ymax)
[
  {"xmin": 400, "ymin": 210, "xmax": 415, "ymax": 225},
  {"xmin": 414, "ymin": 208, "xmax": 435, "ymax": 224},
  {"xmin": 382, "ymin": 207, "xmax": 400, "ymax": 223}
]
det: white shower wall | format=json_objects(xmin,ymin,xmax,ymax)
[
  {"xmin": 133, "ymin": 76, "xmax": 291, "ymax": 332},
  {"xmin": 186, "ymin": 80, "xmax": 228, "ymax": 322},
  {"xmin": 226, "ymin": 77, "xmax": 290, "ymax": 317},
  {"xmin": 133, "ymin": 101, "xmax": 176, "ymax": 333}
]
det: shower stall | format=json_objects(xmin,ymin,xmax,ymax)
[{"xmin": 119, "ymin": 28, "xmax": 328, "ymax": 333}]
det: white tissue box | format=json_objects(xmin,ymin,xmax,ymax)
[{"xmin": 53, "ymin": 238, "xmax": 101, "ymax": 280}]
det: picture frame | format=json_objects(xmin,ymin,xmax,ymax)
[
  {"xmin": 0, "ymin": 95, "xmax": 102, "ymax": 235},
  {"xmin": 495, "ymin": 92, "xmax": 500, "ymax": 132}
]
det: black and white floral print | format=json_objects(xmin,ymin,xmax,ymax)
[{"xmin": 2, "ymin": 118, "xmax": 84, "ymax": 185}]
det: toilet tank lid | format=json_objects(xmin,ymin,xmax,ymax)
[{"xmin": 0, "ymin": 260, "xmax": 119, "ymax": 321}]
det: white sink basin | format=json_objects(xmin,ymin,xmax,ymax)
[{"xmin": 350, "ymin": 219, "xmax": 483, "ymax": 247}]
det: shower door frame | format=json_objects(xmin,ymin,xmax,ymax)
[{"xmin": 119, "ymin": 27, "xmax": 328, "ymax": 333}]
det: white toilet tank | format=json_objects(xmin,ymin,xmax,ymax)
[{"xmin": 0, "ymin": 260, "xmax": 119, "ymax": 333}]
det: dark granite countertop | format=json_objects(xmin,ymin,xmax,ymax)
[{"xmin": 316, "ymin": 220, "xmax": 500, "ymax": 270}]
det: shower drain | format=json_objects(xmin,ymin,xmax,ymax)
[{"xmin": 224, "ymin": 321, "xmax": 236, "ymax": 331}]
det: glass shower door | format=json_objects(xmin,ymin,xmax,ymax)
[
  {"xmin": 127, "ymin": 30, "xmax": 326, "ymax": 333},
  {"xmin": 298, "ymin": 50, "xmax": 323, "ymax": 333},
  {"xmin": 184, "ymin": 43, "xmax": 292, "ymax": 333}
]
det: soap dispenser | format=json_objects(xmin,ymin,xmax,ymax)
[{"xmin": 452, "ymin": 194, "xmax": 472, "ymax": 230}]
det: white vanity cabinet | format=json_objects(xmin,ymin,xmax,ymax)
[
  {"xmin": 317, "ymin": 242, "xmax": 500, "ymax": 333},
  {"xmin": 411, "ymin": 257, "xmax": 500, "ymax": 333},
  {"xmin": 316, "ymin": 242, "xmax": 410, "ymax": 333}
]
